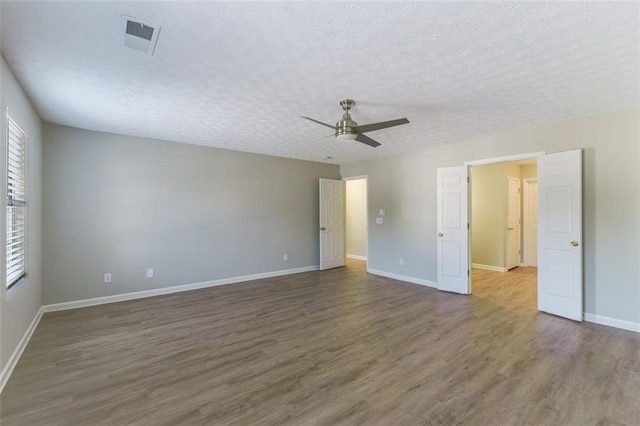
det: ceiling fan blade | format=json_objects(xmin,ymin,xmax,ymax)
[
  {"xmin": 355, "ymin": 133, "xmax": 381, "ymax": 148},
  {"xmin": 354, "ymin": 118, "xmax": 409, "ymax": 134},
  {"xmin": 300, "ymin": 116, "xmax": 335, "ymax": 130}
]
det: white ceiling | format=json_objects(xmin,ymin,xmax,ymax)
[{"xmin": 2, "ymin": 2, "xmax": 638, "ymax": 165}]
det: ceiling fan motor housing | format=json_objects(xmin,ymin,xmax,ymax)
[{"xmin": 336, "ymin": 113, "xmax": 358, "ymax": 140}]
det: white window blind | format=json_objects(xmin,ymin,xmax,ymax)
[{"xmin": 6, "ymin": 115, "xmax": 27, "ymax": 288}]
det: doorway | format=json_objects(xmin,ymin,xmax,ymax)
[
  {"xmin": 345, "ymin": 177, "xmax": 368, "ymax": 264},
  {"xmin": 436, "ymin": 150, "xmax": 584, "ymax": 321},
  {"xmin": 470, "ymin": 160, "xmax": 538, "ymax": 273},
  {"xmin": 470, "ymin": 160, "xmax": 538, "ymax": 303},
  {"xmin": 522, "ymin": 178, "xmax": 538, "ymax": 267}
]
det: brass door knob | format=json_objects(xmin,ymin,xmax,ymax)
[
  {"xmin": 320, "ymin": 227, "xmax": 326, "ymax": 231},
  {"xmin": 437, "ymin": 233, "xmax": 443, "ymax": 238},
  {"xmin": 570, "ymin": 241, "xmax": 579, "ymax": 247}
]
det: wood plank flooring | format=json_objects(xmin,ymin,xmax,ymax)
[{"xmin": 1, "ymin": 260, "xmax": 639, "ymax": 425}]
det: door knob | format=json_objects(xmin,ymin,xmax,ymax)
[
  {"xmin": 437, "ymin": 233, "xmax": 443, "ymax": 238},
  {"xmin": 320, "ymin": 227, "xmax": 326, "ymax": 231},
  {"xmin": 570, "ymin": 241, "xmax": 579, "ymax": 247},
  {"xmin": 507, "ymin": 227, "xmax": 514, "ymax": 231}
]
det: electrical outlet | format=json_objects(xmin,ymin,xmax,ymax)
[
  {"xmin": 399, "ymin": 258, "xmax": 404, "ymax": 266},
  {"xmin": 283, "ymin": 253, "xmax": 288, "ymax": 261},
  {"xmin": 104, "ymin": 273, "xmax": 112, "ymax": 283},
  {"xmin": 146, "ymin": 268, "xmax": 154, "ymax": 278}
]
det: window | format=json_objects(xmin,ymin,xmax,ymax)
[{"xmin": 6, "ymin": 115, "xmax": 27, "ymax": 289}]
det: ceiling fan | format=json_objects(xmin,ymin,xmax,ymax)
[{"xmin": 301, "ymin": 99, "xmax": 409, "ymax": 148}]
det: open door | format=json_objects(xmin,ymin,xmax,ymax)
[
  {"xmin": 319, "ymin": 178, "xmax": 345, "ymax": 270},
  {"xmin": 506, "ymin": 177, "xmax": 521, "ymax": 269},
  {"xmin": 437, "ymin": 166, "xmax": 470, "ymax": 294},
  {"xmin": 523, "ymin": 179, "xmax": 538, "ymax": 267},
  {"xmin": 538, "ymin": 149, "xmax": 583, "ymax": 321}
]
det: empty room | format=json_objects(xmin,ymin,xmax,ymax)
[{"xmin": 1, "ymin": 1, "xmax": 639, "ymax": 425}]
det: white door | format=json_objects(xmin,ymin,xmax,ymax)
[
  {"xmin": 523, "ymin": 179, "xmax": 538, "ymax": 266},
  {"xmin": 437, "ymin": 166, "xmax": 470, "ymax": 294},
  {"xmin": 538, "ymin": 150, "xmax": 582, "ymax": 321},
  {"xmin": 319, "ymin": 178, "xmax": 345, "ymax": 270},
  {"xmin": 506, "ymin": 177, "xmax": 521, "ymax": 269}
]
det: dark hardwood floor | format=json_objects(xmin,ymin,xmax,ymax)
[{"xmin": 1, "ymin": 260, "xmax": 638, "ymax": 425}]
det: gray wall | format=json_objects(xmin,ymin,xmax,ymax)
[
  {"xmin": 1, "ymin": 55, "xmax": 43, "ymax": 370},
  {"xmin": 43, "ymin": 124, "xmax": 339, "ymax": 304},
  {"xmin": 341, "ymin": 108, "xmax": 640, "ymax": 325}
]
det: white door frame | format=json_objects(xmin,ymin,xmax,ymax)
[
  {"xmin": 523, "ymin": 178, "xmax": 538, "ymax": 267},
  {"xmin": 343, "ymin": 176, "xmax": 368, "ymax": 263},
  {"xmin": 464, "ymin": 152, "xmax": 544, "ymax": 294}
]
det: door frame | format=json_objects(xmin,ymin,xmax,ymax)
[
  {"xmin": 343, "ymin": 176, "xmax": 368, "ymax": 263},
  {"xmin": 464, "ymin": 151, "xmax": 545, "ymax": 294},
  {"xmin": 522, "ymin": 178, "xmax": 538, "ymax": 267}
]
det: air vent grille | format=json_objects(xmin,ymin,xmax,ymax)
[
  {"xmin": 122, "ymin": 15, "xmax": 160, "ymax": 55},
  {"xmin": 126, "ymin": 20, "xmax": 154, "ymax": 41}
]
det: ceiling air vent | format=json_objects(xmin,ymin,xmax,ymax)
[{"xmin": 122, "ymin": 15, "xmax": 160, "ymax": 55}]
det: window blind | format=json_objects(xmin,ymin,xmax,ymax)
[{"xmin": 6, "ymin": 115, "xmax": 27, "ymax": 288}]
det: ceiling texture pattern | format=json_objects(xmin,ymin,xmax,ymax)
[{"xmin": 1, "ymin": 1, "xmax": 639, "ymax": 164}]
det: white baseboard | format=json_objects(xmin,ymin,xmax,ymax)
[
  {"xmin": 367, "ymin": 268, "xmax": 437, "ymax": 288},
  {"xmin": 0, "ymin": 306, "xmax": 44, "ymax": 394},
  {"xmin": 346, "ymin": 254, "xmax": 367, "ymax": 261},
  {"xmin": 472, "ymin": 263, "xmax": 508, "ymax": 272},
  {"xmin": 584, "ymin": 313, "xmax": 640, "ymax": 333},
  {"xmin": 43, "ymin": 265, "xmax": 319, "ymax": 313}
]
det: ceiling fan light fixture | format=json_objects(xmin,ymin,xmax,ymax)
[{"xmin": 336, "ymin": 132, "xmax": 357, "ymax": 141}]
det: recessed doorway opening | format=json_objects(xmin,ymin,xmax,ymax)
[
  {"xmin": 345, "ymin": 177, "xmax": 368, "ymax": 266},
  {"xmin": 470, "ymin": 159, "xmax": 538, "ymax": 305}
]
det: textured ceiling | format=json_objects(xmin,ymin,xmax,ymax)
[{"xmin": 1, "ymin": 1, "xmax": 639, "ymax": 165}]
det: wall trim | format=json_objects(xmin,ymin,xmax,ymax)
[
  {"xmin": 472, "ymin": 263, "xmax": 508, "ymax": 272},
  {"xmin": 584, "ymin": 313, "xmax": 640, "ymax": 333},
  {"xmin": 43, "ymin": 265, "xmax": 319, "ymax": 313},
  {"xmin": 347, "ymin": 254, "xmax": 367, "ymax": 261},
  {"xmin": 0, "ymin": 306, "xmax": 44, "ymax": 394},
  {"xmin": 342, "ymin": 175, "xmax": 368, "ymax": 181},
  {"xmin": 464, "ymin": 151, "xmax": 545, "ymax": 166},
  {"xmin": 367, "ymin": 268, "xmax": 437, "ymax": 288}
]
